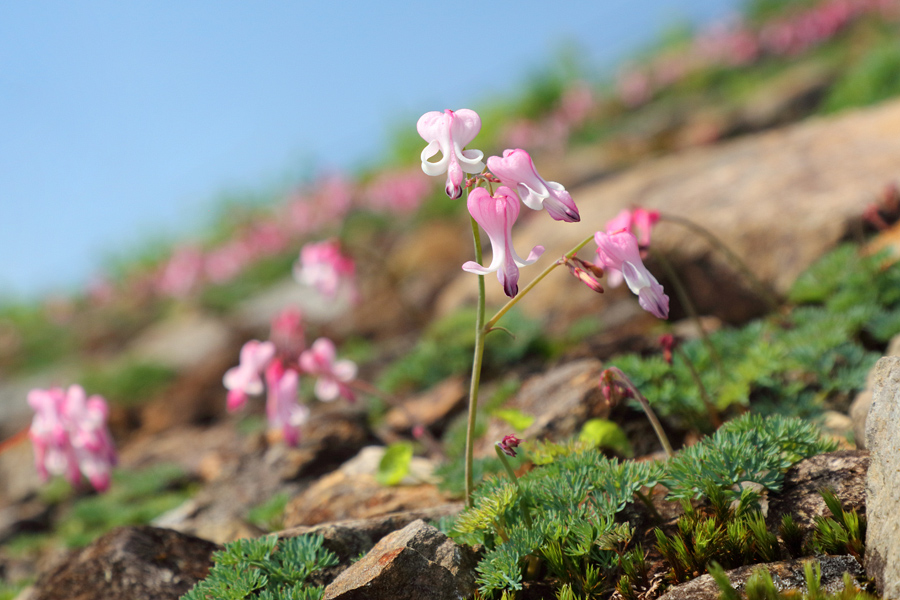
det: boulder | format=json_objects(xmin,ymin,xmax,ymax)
[
  {"xmin": 26, "ymin": 526, "xmax": 218, "ymax": 600},
  {"xmin": 323, "ymin": 519, "xmax": 477, "ymax": 600},
  {"xmin": 864, "ymin": 356, "xmax": 900, "ymax": 598}
]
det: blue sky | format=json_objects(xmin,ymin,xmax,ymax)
[{"xmin": 0, "ymin": 0, "xmax": 742, "ymax": 299}]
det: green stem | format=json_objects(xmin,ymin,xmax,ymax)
[
  {"xmin": 485, "ymin": 234, "xmax": 594, "ymax": 331},
  {"xmin": 660, "ymin": 213, "xmax": 780, "ymax": 312},
  {"xmin": 672, "ymin": 346, "xmax": 722, "ymax": 429},
  {"xmin": 465, "ymin": 214, "xmax": 487, "ymax": 508},
  {"xmin": 495, "ymin": 445, "xmax": 533, "ymax": 528},
  {"xmin": 652, "ymin": 250, "xmax": 724, "ymax": 375},
  {"xmin": 616, "ymin": 370, "xmax": 674, "ymax": 458}
]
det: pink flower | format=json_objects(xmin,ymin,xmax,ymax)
[
  {"xmin": 417, "ymin": 109, "xmax": 485, "ymax": 199},
  {"xmin": 270, "ymin": 308, "xmax": 306, "ymax": 359},
  {"xmin": 264, "ymin": 361, "xmax": 308, "ymax": 447},
  {"xmin": 497, "ymin": 434, "xmax": 522, "ymax": 458},
  {"xmin": 462, "ymin": 187, "xmax": 545, "ymax": 298},
  {"xmin": 594, "ymin": 230, "xmax": 669, "ymax": 319},
  {"xmin": 605, "ymin": 208, "xmax": 660, "ymax": 249},
  {"xmin": 157, "ymin": 246, "xmax": 204, "ymax": 298},
  {"xmin": 298, "ymin": 338, "xmax": 357, "ymax": 402},
  {"xmin": 28, "ymin": 385, "xmax": 117, "ymax": 492},
  {"xmin": 223, "ymin": 340, "xmax": 276, "ymax": 412},
  {"xmin": 486, "ymin": 149, "xmax": 580, "ymax": 222},
  {"xmin": 365, "ymin": 168, "xmax": 433, "ymax": 214},
  {"xmin": 293, "ymin": 240, "xmax": 356, "ymax": 300}
]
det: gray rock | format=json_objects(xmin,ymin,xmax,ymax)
[
  {"xmin": 849, "ymin": 337, "xmax": 900, "ymax": 449},
  {"xmin": 27, "ymin": 526, "xmax": 218, "ymax": 600},
  {"xmin": 126, "ymin": 310, "xmax": 234, "ymax": 372},
  {"xmin": 865, "ymin": 356, "xmax": 900, "ymax": 598},
  {"xmin": 324, "ymin": 519, "xmax": 477, "ymax": 600},
  {"xmin": 658, "ymin": 555, "xmax": 866, "ymax": 600}
]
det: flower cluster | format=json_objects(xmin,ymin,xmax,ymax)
[
  {"xmin": 293, "ymin": 239, "xmax": 357, "ymax": 300},
  {"xmin": 27, "ymin": 385, "xmax": 117, "ymax": 491},
  {"xmin": 417, "ymin": 109, "xmax": 580, "ymax": 297},
  {"xmin": 223, "ymin": 308, "xmax": 357, "ymax": 446}
]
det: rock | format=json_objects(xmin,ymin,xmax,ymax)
[
  {"xmin": 323, "ymin": 519, "xmax": 477, "ymax": 600},
  {"xmin": 657, "ymin": 555, "xmax": 866, "ymax": 600},
  {"xmin": 283, "ymin": 446, "xmax": 447, "ymax": 528},
  {"xmin": 27, "ymin": 526, "xmax": 218, "ymax": 600},
  {"xmin": 477, "ymin": 359, "xmax": 608, "ymax": 456},
  {"xmin": 384, "ymin": 376, "xmax": 466, "ymax": 435},
  {"xmin": 865, "ymin": 356, "xmax": 900, "ymax": 598},
  {"xmin": 233, "ymin": 278, "xmax": 352, "ymax": 332},
  {"xmin": 126, "ymin": 311, "xmax": 234, "ymax": 372},
  {"xmin": 437, "ymin": 99, "xmax": 900, "ymax": 330},
  {"xmin": 849, "ymin": 337, "xmax": 900, "ymax": 449},
  {"xmin": 766, "ymin": 450, "xmax": 869, "ymax": 545}
]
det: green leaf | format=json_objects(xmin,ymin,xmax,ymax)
[
  {"xmin": 492, "ymin": 408, "xmax": 535, "ymax": 432},
  {"xmin": 375, "ymin": 442, "xmax": 413, "ymax": 486},
  {"xmin": 577, "ymin": 419, "xmax": 634, "ymax": 458}
]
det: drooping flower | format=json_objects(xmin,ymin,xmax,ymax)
[
  {"xmin": 594, "ymin": 230, "xmax": 669, "ymax": 319},
  {"xmin": 270, "ymin": 307, "xmax": 306, "ymax": 360},
  {"xmin": 223, "ymin": 340, "xmax": 276, "ymax": 412},
  {"xmin": 264, "ymin": 360, "xmax": 308, "ymax": 447},
  {"xmin": 486, "ymin": 149, "xmax": 580, "ymax": 222},
  {"xmin": 462, "ymin": 186, "xmax": 545, "ymax": 298},
  {"xmin": 417, "ymin": 109, "xmax": 485, "ymax": 199},
  {"xmin": 28, "ymin": 385, "xmax": 117, "ymax": 492},
  {"xmin": 293, "ymin": 239, "xmax": 356, "ymax": 300},
  {"xmin": 497, "ymin": 434, "xmax": 522, "ymax": 457},
  {"xmin": 605, "ymin": 207, "xmax": 660, "ymax": 249},
  {"xmin": 298, "ymin": 338, "xmax": 357, "ymax": 402}
]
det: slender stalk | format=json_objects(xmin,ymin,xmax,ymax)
[
  {"xmin": 485, "ymin": 234, "xmax": 594, "ymax": 331},
  {"xmin": 612, "ymin": 368, "xmax": 674, "ymax": 458},
  {"xmin": 651, "ymin": 250, "xmax": 724, "ymax": 375},
  {"xmin": 465, "ymin": 213, "xmax": 487, "ymax": 507},
  {"xmin": 495, "ymin": 445, "xmax": 532, "ymax": 528},
  {"xmin": 673, "ymin": 346, "xmax": 722, "ymax": 429},
  {"xmin": 0, "ymin": 427, "xmax": 28, "ymax": 455},
  {"xmin": 660, "ymin": 213, "xmax": 779, "ymax": 312}
]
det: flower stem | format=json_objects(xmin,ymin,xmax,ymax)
[
  {"xmin": 615, "ymin": 369, "xmax": 674, "ymax": 458},
  {"xmin": 465, "ymin": 214, "xmax": 487, "ymax": 507},
  {"xmin": 659, "ymin": 213, "xmax": 780, "ymax": 312},
  {"xmin": 485, "ymin": 234, "xmax": 594, "ymax": 331},
  {"xmin": 494, "ymin": 445, "xmax": 533, "ymax": 527},
  {"xmin": 673, "ymin": 346, "xmax": 722, "ymax": 429}
]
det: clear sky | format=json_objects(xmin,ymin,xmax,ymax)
[{"xmin": 0, "ymin": 0, "xmax": 743, "ymax": 299}]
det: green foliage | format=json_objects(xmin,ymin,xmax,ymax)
[
  {"xmin": 779, "ymin": 513, "xmax": 805, "ymax": 558},
  {"xmin": 80, "ymin": 360, "xmax": 177, "ymax": 407},
  {"xmin": 450, "ymin": 445, "xmax": 663, "ymax": 598},
  {"xmin": 577, "ymin": 419, "xmax": 634, "ymax": 458},
  {"xmin": 492, "ymin": 408, "xmax": 535, "ymax": 432},
  {"xmin": 663, "ymin": 413, "xmax": 837, "ymax": 501},
  {"xmin": 181, "ymin": 534, "xmax": 338, "ymax": 600},
  {"xmin": 824, "ymin": 40, "xmax": 900, "ymax": 114},
  {"xmin": 375, "ymin": 441, "xmax": 413, "ymax": 486},
  {"xmin": 377, "ymin": 307, "xmax": 547, "ymax": 394},
  {"xmin": 247, "ymin": 493, "xmax": 290, "ymax": 532},
  {"xmin": 810, "ymin": 488, "xmax": 867, "ymax": 560},
  {"xmin": 0, "ymin": 303, "xmax": 76, "ymax": 375},
  {"xmin": 54, "ymin": 464, "xmax": 195, "ymax": 548},
  {"xmin": 198, "ymin": 251, "xmax": 298, "ymax": 314},
  {"xmin": 709, "ymin": 559, "xmax": 878, "ymax": 600}
]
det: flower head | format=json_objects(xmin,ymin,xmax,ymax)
[
  {"xmin": 497, "ymin": 434, "xmax": 522, "ymax": 457},
  {"xmin": 223, "ymin": 340, "xmax": 276, "ymax": 412},
  {"xmin": 594, "ymin": 230, "xmax": 669, "ymax": 319},
  {"xmin": 28, "ymin": 385, "xmax": 117, "ymax": 491},
  {"xmin": 486, "ymin": 149, "xmax": 580, "ymax": 222},
  {"xmin": 293, "ymin": 239, "xmax": 356, "ymax": 300},
  {"xmin": 299, "ymin": 338, "xmax": 357, "ymax": 402},
  {"xmin": 417, "ymin": 109, "xmax": 485, "ymax": 199},
  {"xmin": 462, "ymin": 186, "xmax": 545, "ymax": 297},
  {"xmin": 605, "ymin": 208, "xmax": 660, "ymax": 249},
  {"xmin": 264, "ymin": 360, "xmax": 308, "ymax": 447}
]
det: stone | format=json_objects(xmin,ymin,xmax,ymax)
[
  {"xmin": 384, "ymin": 376, "xmax": 466, "ymax": 435},
  {"xmin": 477, "ymin": 358, "xmax": 608, "ymax": 456},
  {"xmin": 27, "ymin": 526, "xmax": 218, "ymax": 600},
  {"xmin": 864, "ymin": 356, "xmax": 900, "ymax": 598},
  {"xmin": 126, "ymin": 310, "xmax": 234, "ymax": 372},
  {"xmin": 233, "ymin": 278, "xmax": 352, "ymax": 332},
  {"xmin": 323, "ymin": 520, "xmax": 477, "ymax": 600},
  {"xmin": 657, "ymin": 555, "xmax": 866, "ymax": 600},
  {"xmin": 766, "ymin": 451, "xmax": 869, "ymax": 546},
  {"xmin": 283, "ymin": 446, "xmax": 447, "ymax": 528},
  {"xmin": 849, "ymin": 337, "xmax": 900, "ymax": 449}
]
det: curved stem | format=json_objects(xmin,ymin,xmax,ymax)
[
  {"xmin": 613, "ymin": 368, "xmax": 674, "ymax": 458},
  {"xmin": 485, "ymin": 234, "xmax": 594, "ymax": 331},
  {"xmin": 660, "ymin": 213, "xmax": 780, "ymax": 312},
  {"xmin": 465, "ymin": 214, "xmax": 487, "ymax": 507},
  {"xmin": 673, "ymin": 346, "xmax": 722, "ymax": 429}
]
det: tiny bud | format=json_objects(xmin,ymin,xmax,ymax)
[
  {"xmin": 565, "ymin": 257, "xmax": 604, "ymax": 293},
  {"xmin": 659, "ymin": 333, "xmax": 677, "ymax": 365},
  {"xmin": 863, "ymin": 203, "xmax": 890, "ymax": 231},
  {"xmin": 497, "ymin": 434, "xmax": 522, "ymax": 457}
]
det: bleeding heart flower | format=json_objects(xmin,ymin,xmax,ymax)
[
  {"xmin": 299, "ymin": 338, "xmax": 358, "ymax": 402},
  {"xmin": 594, "ymin": 230, "xmax": 669, "ymax": 319},
  {"xmin": 417, "ymin": 109, "xmax": 485, "ymax": 199},
  {"xmin": 462, "ymin": 186, "xmax": 544, "ymax": 298},
  {"xmin": 486, "ymin": 149, "xmax": 580, "ymax": 222},
  {"xmin": 223, "ymin": 340, "xmax": 276, "ymax": 411}
]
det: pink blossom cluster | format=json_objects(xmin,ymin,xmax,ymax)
[
  {"xmin": 27, "ymin": 385, "xmax": 117, "ymax": 491},
  {"xmin": 223, "ymin": 308, "xmax": 357, "ymax": 446},
  {"xmin": 617, "ymin": 0, "xmax": 900, "ymax": 108},
  {"xmin": 362, "ymin": 168, "xmax": 433, "ymax": 214},
  {"xmin": 502, "ymin": 83, "xmax": 597, "ymax": 154},
  {"xmin": 293, "ymin": 239, "xmax": 357, "ymax": 300}
]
